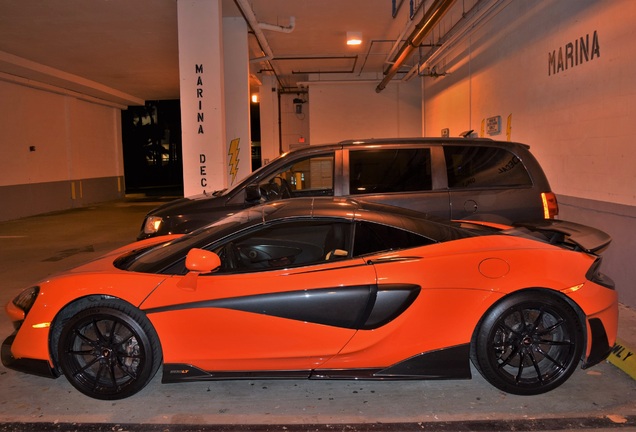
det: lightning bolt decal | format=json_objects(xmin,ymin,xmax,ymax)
[{"xmin": 228, "ymin": 138, "xmax": 240, "ymax": 184}]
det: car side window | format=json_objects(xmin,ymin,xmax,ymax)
[
  {"xmin": 214, "ymin": 220, "xmax": 351, "ymax": 273},
  {"xmin": 349, "ymin": 148, "xmax": 432, "ymax": 194},
  {"xmin": 259, "ymin": 153, "xmax": 334, "ymax": 200},
  {"xmin": 444, "ymin": 146, "xmax": 532, "ymax": 189},
  {"xmin": 352, "ymin": 221, "xmax": 435, "ymax": 257}
]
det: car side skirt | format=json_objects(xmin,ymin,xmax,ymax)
[{"xmin": 162, "ymin": 344, "xmax": 472, "ymax": 383}]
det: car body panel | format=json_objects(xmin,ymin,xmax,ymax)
[
  {"xmin": 3, "ymin": 198, "xmax": 616, "ymax": 398},
  {"xmin": 11, "ymin": 230, "xmax": 615, "ymax": 373},
  {"xmin": 8, "ymin": 272, "xmax": 168, "ymax": 365},
  {"xmin": 141, "ymin": 259, "xmax": 375, "ymax": 370}
]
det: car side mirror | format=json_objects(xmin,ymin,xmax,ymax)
[
  {"xmin": 179, "ymin": 249, "xmax": 221, "ymax": 291},
  {"xmin": 245, "ymin": 183, "xmax": 262, "ymax": 202},
  {"xmin": 185, "ymin": 248, "xmax": 221, "ymax": 273}
]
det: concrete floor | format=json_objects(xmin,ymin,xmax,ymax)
[{"xmin": 0, "ymin": 196, "xmax": 635, "ymax": 432}]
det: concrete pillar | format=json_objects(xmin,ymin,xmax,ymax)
[
  {"xmin": 259, "ymin": 74, "xmax": 280, "ymax": 165},
  {"xmin": 223, "ymin": 17, "xmax": 251, "ymax": 186},
  {"xmin": 177, "ymin": 0, "xmax": 226, "ymax": 197}
]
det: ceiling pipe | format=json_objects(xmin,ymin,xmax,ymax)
[
  {"xmin": 259, "ymin": 16, "xmax": 296, "ymax": 33},
  {"xmin": 401, "ymin": 0, "xmax": 493, "ymax": 81},
  {"xmin": 234, "ymin": 0, "xmax": 295, "ymax": 63},
  {"xmin": 234, "ymin": 0, "xmax": 272, "ymax": 62},
  {"xmin": 384, "ymin": 17, "xmax": 417, "ymax": 67},
  {"xmin": 376, "ymin": 0, "xmax": 457, "ymax": 93},
  {"xmin": 404, "ymin": 0, "xmax": 508, "ymax": 81}
]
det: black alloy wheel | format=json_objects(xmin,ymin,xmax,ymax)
[
  {"xmin": 471, "ymin": 291, "xmax": 583, "ymax": 395},
  {"xmin": 57, "ymin": 302, "xmax": 161, "ymax": 400}
]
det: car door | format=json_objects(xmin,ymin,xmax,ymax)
[
  {"xmin": 319, "ymin": 219, "xmax": 441, "ymax": 371},
  {"xmin": 342, "ymin": 146, "xmax": 451, "ymax": 219},
  {"xmin": 141, "ymin": 219, "xmax": 377, "ymax": 373}
]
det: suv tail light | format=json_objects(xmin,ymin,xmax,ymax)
[{"xmin": 541, "ymin": 192, "xmax": 559, "ymax": 219}]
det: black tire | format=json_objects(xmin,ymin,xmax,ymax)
[
  {"xmin": 471, "ymin": 291, "xmax": 583, "ymax": 395},
  {"xmin": 57, "ymin": 301, "xmax": 162, "ymax": 400}
]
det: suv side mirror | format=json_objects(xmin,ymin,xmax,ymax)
[{"xmin": 245, "ymin": 183, "xmax": 262, "ymax": 202}]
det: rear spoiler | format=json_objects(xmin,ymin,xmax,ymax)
[{"xmin": 513, "ymin": 220, "xmax": 611, "ymax": 254}]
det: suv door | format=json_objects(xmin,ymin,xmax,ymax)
[
  {"xmin": 225, "ymin": 149, "xmax": 340, "ymax": 205},
  {"xmin": 342, "ymin": 146, "xmax": 451, "ymax": 219},
  {"xmin": 443, "ymin": 145, "xmax": 542, "ymax": 222}
]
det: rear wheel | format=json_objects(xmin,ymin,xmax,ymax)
[
  {"xmin": 57, "ymin": 301, "xmax": 161, "ymax": 400},
  {"xmin": 471, "ymin": 291, "xmax": 583, "ymax": 395}
]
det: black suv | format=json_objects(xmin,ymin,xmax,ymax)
[{"xmin": 137, "ymin": 137, "xmax": 558, "ymax": 240}]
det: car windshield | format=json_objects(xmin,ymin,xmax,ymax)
[{"xmin": 117, "ymin": 206, "xmax": 270, "ymax": 273}]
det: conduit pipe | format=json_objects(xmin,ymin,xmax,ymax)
[
  {"xmin": 234, "ymin": 0, "xmax": 295, "ymax": 63},
  {"xmin": 405, "ymin": 0, "xmax": 508, "ymax": 81},
  {"xmin": 259, "ymin": 16, "xmax": 296, "ymax": 33},
  {"xmin": 376, "ymin": 0, "xmax": 457, "ymax": 93},
  {"xmin": 384, "ymin": 18, "xmax": 417, "ymax": 68}
]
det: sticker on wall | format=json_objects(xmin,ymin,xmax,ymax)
[
  {"xmin": 228, "ymin": 138, "xmax": 241, "ymax": 185},
  {"xmin": 506, "ymin": 114, "xmax": 513, "ymax": 142},
  {"xmin": 486, "ymin": 116, "xmax": 501, "ymax": 136}
]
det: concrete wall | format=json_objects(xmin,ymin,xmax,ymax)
[
  {"xmin": 258, "ymin": 78, "xmax": 421, "ymax": 163},
  {"xmin": 0, "ymin": 79, "xmax": 124, "ymax": 221},
  {"xmin": 421, "ymin": 0, "xmax": 636, "ymax": 307},
  {"xmin": 280, "ymin": 92, "xmax": 310, "ymax": 152},
  {"xmin": 308, "ymin": 79, "xmax": 422, "ymax": 144}
]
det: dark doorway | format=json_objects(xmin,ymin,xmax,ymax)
[
  {"xmin": 121, "ymin": 100, "xmax": 183, "ymax": 195},
  {"xmin": 250, "ymin": 100, "xmax": 262, "ymax": 171}
]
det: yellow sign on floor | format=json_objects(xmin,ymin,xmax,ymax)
[{"xmin": 608, "ymin": 338, "xmax": 636, "ymax": 380}]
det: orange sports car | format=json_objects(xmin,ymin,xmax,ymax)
[{"xmin": 2, "ymin": 198, "xmax": 617, "ymax": 400}]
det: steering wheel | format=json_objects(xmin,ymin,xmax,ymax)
[
  {"xmin": 223, "ymin": 242, "xmax": 240, "ymax": 270},
  {"xmin": 266, "ymin": 176, "xmax": 292, "ymax": 200}
]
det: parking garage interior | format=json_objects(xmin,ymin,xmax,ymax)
[{"xmin": 0, "ymin": 0, "xmax": 635, "ymax": 430}]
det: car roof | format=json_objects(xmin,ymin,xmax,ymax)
[
  {"xmin": 272, "ymin": 137, "xmax": 531, "ymax": 160},
  {"xmin": 256, "ymin": 197, "xmax": 472, "ymax": 243},
  {"xmin": 339, "ymin": 137, "xmax": 480, "ymax": 145},
  {"xmin": 335, "ymin": 137, "xmax": 531, "ymax": 150},
  {"xmin": 122, "ymin": 197, "xmax": 480, "ymax": 274}
]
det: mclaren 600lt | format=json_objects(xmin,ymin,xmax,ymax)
[{"xmin": 2, "ymin": 198, "xmax": 616, "ymax": 400}]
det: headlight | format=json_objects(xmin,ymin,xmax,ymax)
[
  {"xmin": 144, "ymin": 216, "xmax": 164, "ymax": 234},
  {"xmin": 13, "ymin": 286, "xmax": 40, "ymax": 314},
  {"xmin": 6, "ymin": 286, "xmax": 39, "ymax": 330}
]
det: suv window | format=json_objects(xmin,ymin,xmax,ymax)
[
  {"xmin": 444, "ymin": 146, "xmax": 532, "ymax": 189},
  {"xmin": 259, "ymin": 153, "xmax": 334, "ymax": 199},
  {"xmin": 349, "ymin": 148, "xmax": 432, "ymax": 194},
  {"xmin": 353, "ymin": 221, "xmax": 435, "ymax": 256}
]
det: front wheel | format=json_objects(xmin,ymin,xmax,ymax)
[
  {"xmin": 471, "ymin": 291, "xmax": 583, "ymax": 395},
  {"xmin": 57, "ymin": 301, "xmax": 161, "ymax": 400}
]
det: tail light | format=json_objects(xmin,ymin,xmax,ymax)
[{"xmin": 541, "ymin": 192, "xmax": 559, "ymax": 219}]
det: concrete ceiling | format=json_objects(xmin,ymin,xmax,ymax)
[{"xmin": 0, "ymin": 0, "xmax": 479, "ymax": 106}]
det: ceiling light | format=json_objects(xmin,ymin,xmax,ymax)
[{"xmin": 347, "ymin": 32, "xmax": 362, "ymax": 46}]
